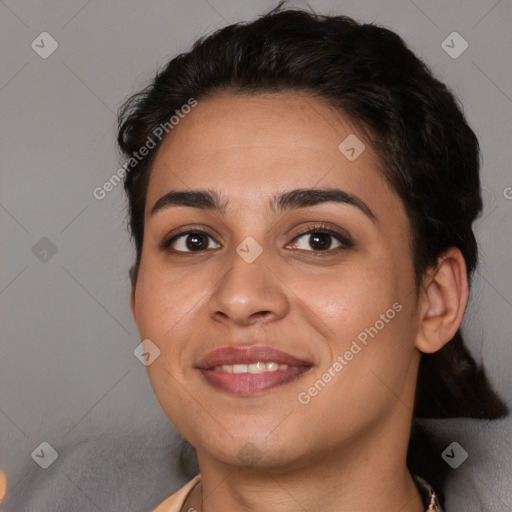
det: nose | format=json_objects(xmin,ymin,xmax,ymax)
[{"xmin": 207, "ymin": 246, "xmax": 290, "ymax": 327}]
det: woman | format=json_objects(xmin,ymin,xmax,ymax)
[{"xmin": 117, "ymin": 5, "xmax": 507, "ymax": 512}]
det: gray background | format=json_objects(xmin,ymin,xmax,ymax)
[{"xmin": 1, "ymin": 0, "xmax": 511, "ymax": 510}]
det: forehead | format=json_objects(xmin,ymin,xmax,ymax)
[{"xmin": 146, "ymin": 91, "xmax": 397, "ymax": 216}]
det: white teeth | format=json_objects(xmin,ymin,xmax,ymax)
[
  {"xmin": 233, "ymin": 364, "xmax": 247, "ymax": 374},
  {"xmin": 212, "ymin": 362, "xmax": 289, "ymax": 373},
  {"xmin": 248, "ymin": 362, "xmax": 266, "ymax": 373}
]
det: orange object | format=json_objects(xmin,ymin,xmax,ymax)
[{"xmin": 0, "ymin": 469, "xmax": 6, "ymax": 506}]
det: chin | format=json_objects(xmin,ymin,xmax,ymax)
[{"xmin": 195, "ymin": 427, "xmax": 310, "ymax": 471}]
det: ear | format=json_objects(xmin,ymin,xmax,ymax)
[
  {"xmin": 415, "ymin": 248, "xmax": 469, "ymax": 354},
  {"xmin": 129, "ymin": 265, "xmax": 137, "ymax": 323}
]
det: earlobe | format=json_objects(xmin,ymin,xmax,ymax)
[{"xmin": 415, "ymin": 248, "xmax": 469, "ymax": 354}]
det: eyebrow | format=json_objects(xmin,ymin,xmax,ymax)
[{"xmin": 150, "ymin": 188, "xmax": 376, "ymax": 221}]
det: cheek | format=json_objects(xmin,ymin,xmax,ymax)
[
  {"xmin": 299, "ymin": 259, "xmax": 401, "ymax": 336},
  {"xmin": 298, "ymin": 253, "xmax": 416, "ymax": 377},
  {"xmin": 133, "ymin": 261, "xmax": 206, "ymax": 340},
  {"xmin": 132, "ymin": 267, "xmax": 205, "ymax": 417}
]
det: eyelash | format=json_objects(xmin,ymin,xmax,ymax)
[{"xmin": 159, "ymin": 223, "xmax": 352, "ymax": 255}]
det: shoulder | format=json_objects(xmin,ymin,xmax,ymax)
[{"xmin": 153, "ymin": 474, "xmax": 201, "ymax": 512}]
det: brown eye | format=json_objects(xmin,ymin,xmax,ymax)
[
  {"xmin": 184, "ymin": 233, "xmax": 209, "ymax": 251},
  {"xmin": 164, "ymin": 231, "xmax": 221, "ymax": 253},
  {"xmin": 308, "ymin": 233, "xmax": 334, "ymax": 250},
  {"xmin": 293, "ymin": 232, "xmax": 341, "ymax": 251},
  {"xmin": 287, "ymin": 226, "xmax": 352, "ymax": 253}
]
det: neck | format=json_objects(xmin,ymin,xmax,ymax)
[{"xmin": 184, "ymin": 409, "xmax": 425, "ymax": 512}]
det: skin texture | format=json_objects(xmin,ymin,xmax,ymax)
[{"xmin": 130, "ymin": 92, "xmax": 468, "ymax": 512}]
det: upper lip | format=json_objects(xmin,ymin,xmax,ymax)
[{"xmin": 196, "ymin": 345, "xmax": 312, "ymax": 369}]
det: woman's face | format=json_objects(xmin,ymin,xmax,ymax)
[{"xmin": 131, "ymin": 92, "xmax": 423, "ymax": 469}]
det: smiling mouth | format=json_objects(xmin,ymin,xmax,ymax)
[
  {"xmin": 212, "ymin": 362, "xmax": 290, "ymax": 373},
  {"xmin": 196, "ymin": 344, "xmax": 313, "ymax": 395},
  {"xmin": 199, "ymin": 365, "xmax": 311, "ymax": 394}
]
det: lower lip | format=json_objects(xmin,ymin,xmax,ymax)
[{"xmin": 198, "ymin": 366, "xmax": 311, "ymax": 395}]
